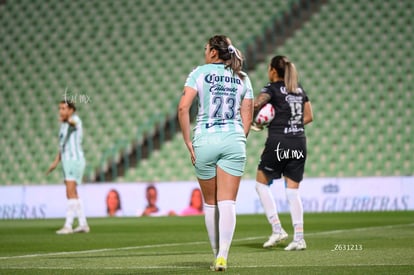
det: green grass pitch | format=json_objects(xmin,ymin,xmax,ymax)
[{"xmin": 0, "ymin": 211, "xmax": 413, "ymax": 274}]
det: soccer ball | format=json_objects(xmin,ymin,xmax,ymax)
[{"xmin": 255, "ymin": 103, "xmax": 275, "ymax": 125}]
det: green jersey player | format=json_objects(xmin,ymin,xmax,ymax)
[
  {"xmin": 178, "ymin": 35, "xmax": 253, "ymax": 271},
  {"xmin": 46, "ymin": 100, "xmax": 89, "ymax": 234}
]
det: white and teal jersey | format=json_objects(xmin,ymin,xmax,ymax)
[
  {"xmin": 59, "ymin": 114, "xmax": 85, "ymax": 161},
  {"xmin": 184, "ymin": 63, "xmax": 254, "ymax": 134}
]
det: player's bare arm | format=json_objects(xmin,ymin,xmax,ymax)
[
  {"xmin": 303, "ymin": 101, "xmax": 313, "ymax": 125},
  {"xmin": 178, "ymin": 86, "xmax": 197, "ymax": 165},
  {"xmin": 254, "ymin": 93, "xmax": 271, "ymax": 116},
  {"xmin": 46, "ymin": 152, "xmax": 61, "ymax": 175},
  {"xmin": 240, "ymin": 98, "xmax": 253, "ymax": 137}
]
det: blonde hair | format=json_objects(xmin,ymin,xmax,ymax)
[
  {"xmin": 270, "ymin": 55, "xmax": 299, "ymax": 93},
  {"xmin": 285, "ymin": 61, "xmax": 298, "ymax": 93}
]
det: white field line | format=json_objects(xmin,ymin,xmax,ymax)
[
  {"xmin": 1, "ymin": 263, "xmax": 413, "ymax": 270},
  {"xmin": 0, "ymin": 222, "xmax": 412, "ymax": 261}
]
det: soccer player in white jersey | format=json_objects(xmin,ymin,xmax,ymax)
[
  {"xmin": 178, "ymin": 35, "xmax": 253, "ymax": 271},
  {"xmin": 46, "ymin": 100, "xmax": 89, "ymax": 234}
]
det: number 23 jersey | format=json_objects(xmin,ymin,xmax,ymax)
[
  {"xmin": 184, "ymin": 63, "xmax": 254, "ymax": 135},
  {"xmin": 261, "ymin": 81, "xmax": 309, "ymax": 137}
]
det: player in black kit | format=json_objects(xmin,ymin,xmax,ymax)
[{"xmin": 253, "ymin": 55, "xmax": 313, "ymax": 250}]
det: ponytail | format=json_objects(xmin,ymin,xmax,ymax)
[
  {"xmin": 227, "ymin": 45, "xmax": 244, "ymax": 79},
  {"xmin": 208, "ymin": 35, "xmax": 244, "ymax": 79},
  {"xmin": 270, "ymin": 55, "xmax": 299, "ymax": 93},
  {"xmin": 285, "ymin": 62, "xmax": 298, "ymax": 93}
]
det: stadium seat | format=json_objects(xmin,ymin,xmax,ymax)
[{"xmin": 1, "ymin": 0, "xmax": 412, "ymax": 184}]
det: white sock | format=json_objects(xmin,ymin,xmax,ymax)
[
  {"xmin": 286, "ymin": 188, "xmax": 304, "ymax": 241},
  {"xmin": 64, "ymin": 199, "xmax": 77, "ymax": 228},
  {"xmin": 256, "ymin": 182, "xmax": 281, "ymax": 233},
  {"xmin": 217, "ymin": 200, "xmax": 236, "ymax": 260},
  {"xmin": 204, "ymin": 203, "xmax": 219, "ymax": 257},
  {"xmin": 76, "ymin": 199, "xmax": 88, "ymax": 227}
]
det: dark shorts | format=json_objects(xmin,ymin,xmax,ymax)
[{"xmin": 258, "ymin": 135, "xmax": 307, "ymax": 183}]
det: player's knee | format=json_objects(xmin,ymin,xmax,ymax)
[
  {"xmin": 65, "ymin": 181, "xmax": 78, "ymax": 198},
  {"xmin": 285, "ymin": 177, "xmax": 300, "ymax": 189}
]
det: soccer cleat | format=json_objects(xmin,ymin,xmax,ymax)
[
  {"xmin": 284, "ymin": 239, "xmax": 307, "ymax": 251},
  {"xmin": 56, "ymin": 227, "xmax": 73, "ymax": 235},
  {"xmin": 73, "ymin": 225, "xmax": 90, "ymax": 233},
  {"xmin": 214, "ymin": 257, "xmax": 227, "ymax": 271},
  {"xmin": 263, "ymin": 228, "xmax": 288, "ymax": 248}
]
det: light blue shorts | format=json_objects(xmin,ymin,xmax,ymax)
[
  {"xmin": 193, "ymin": 131, "xmax": 247, "ymax": 180},
  {"xmin": 62, "ymin": 159, "xmax": 85, "ymax": 185}
]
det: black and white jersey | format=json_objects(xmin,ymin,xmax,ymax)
[{"xmin": 261, "ymin": 81, "xmax": 309, "ymax": 137}]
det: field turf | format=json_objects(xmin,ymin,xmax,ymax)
[{"xmin": 0, "ymin": 211, "xmax": 413, "ymax": 274}]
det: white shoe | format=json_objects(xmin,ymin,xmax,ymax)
[
  {"xmin": 284, "ymin": 239, "xmax": 307, "ymax": 251},
  {"xmin": 73, "ymin": 225, "xmax": 90, "ymax": 233},
  {"xmin": 56, "ymin": 227, "xmax": 73, "ymax": 235},
  {"xmin": 263, "ymin": 229, "xmax": 288, "ymax": 248}
]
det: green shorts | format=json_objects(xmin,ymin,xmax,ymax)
[
  {"xmin": 62, "ymin": 159, "xmax": 85, "ymax": 185},
  {"xmin": 193, "ymin": 131, "xmax": 247, "ymax": 180}
]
